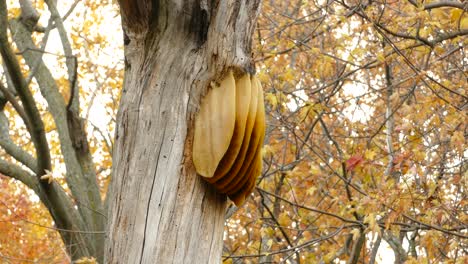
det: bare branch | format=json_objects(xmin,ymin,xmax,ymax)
[
  {"xmin": 223, "ymin": 226, "xmax": 346, "ymax": 259},
  {"xmin": 24, "ymin": 17, "xmax": 53, "ymax": 86},
  {"xmin": 383, "ymin": 41, "xmax": 396, "ymax": 179},
  {"xmin": 0, "ymin": 81, "xmax": 32, "ymax": 131},
  {"xmin": 258, "ymin": 187, "xmax": 362, "ymax": 225},
  {"xmin": 347, "ymin": 230, "xmax": 365, "ymax": 264},
  {"xmin": 19, "ymin": 0, "xmax": 40, "ymax": 30},
  {"xmin": 369, "ymin": 235, "xmax": 382, "ymax": 264},
  {"xmin": 407, "ymin": 0, "xmax": 468, "ymax": 10},
  {"xmin": 0, "ymin": 159, "xmax": 41, "ymax": 193},
  {"xmin": 44, "ymin": 0, "xmax": 79, "ymax": 111},
  {"xmin": 384, "ymin": 232, "xmax": 408, "ymax": 263},
  {"xmin": 0, "ymin": 110, "xmax": 37, "ymax": 173}
]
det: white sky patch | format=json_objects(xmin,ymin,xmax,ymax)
[
  {"xmin": 342, "ymin": 82, "xmax": 374, "ymax": 122},
  {"xmin": 375, "ymin": 239, "xmax": 396, "ymax": 263},
  {"xmin": 286, "ymin": 82, "xmax": 309, "ymax": 111},
  {"xmin": 87, "ymin": 100, "xmax": 112, "ymax": 130}
]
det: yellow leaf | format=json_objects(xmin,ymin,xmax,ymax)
[
  {"xmin": 365, "ymin": 149, "xmax": 377, "ymax": 160},
  {"xmin": 266, "ymin": 239, "xmax": 273, "ymax": 248},
  {"xmin": 364, "ymin": 213, "xmax": 380, "ymax": 233},
  {"xmin": 461, "ymin": 16, "xmax": 468, "ymax": 30},
  {"xmin": 322, "ymin": 251, "xmax": 335, "ymax": 263},
  {"xmin": 350, "ymin": 228, "xmax": 361, "ymax": 241},
  {"xmin": 450, "ymin": 9, "xmax": 462, "ymax": 23},
  {"xmin": 405, "ymin": 257, "xmax": 419, "ymax": 264},
  {"xmin": 261, "ymin": 145, "xmax": 274, "ymax": 159},
  {"xmin": 450, "ymin": 131, "xmax": 465, "ymax": 152},
  {"xmin": 75, "ymin": 257, "xmax": 97, "ymax": 264},
  {"xmin": 278, "ymin": 212, "xmax": 290, "ymax": 226},
  {"xmin": 261, "ymin": 226, "xmax": 275, "ymax": 237},
  {"xmin": 265, "ymin": 92, "xmax": 278, "ymax": 109},
  {"xmin": 430, "ymin": 8, "xmax": 447, "ymax": 20},
  {"xmin": 40, "ymin": 170, "xmax": 54, "ymax": 184},
  {"xmin": 376, "ymin": 52, "xmax": 385, "ymax": 63},
  {"xmin": 306, "ymin": 186, "xmax": 317, "ymax": 196},
  {"xmin": 415, "ymin": 45, "xmax": 431, "ymax": 54}
]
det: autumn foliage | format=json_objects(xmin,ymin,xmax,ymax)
[
  {"xmin": 0, "ymin": 0, "xmax": 466, "ymax": 263},
  {"xmin": 223, "ymin": 0, "xmax": 467, "ymax": 263},
  {"xmin": 0, "ymin": 175, "xmax": 68, "ymax": 263}
]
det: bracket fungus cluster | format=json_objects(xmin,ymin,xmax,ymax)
[{"xmin": 193, "ymin": 70, "xmax": 265, "ymax": 206}]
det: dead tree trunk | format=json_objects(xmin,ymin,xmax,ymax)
[{"xmin": 105, "ymin": 1, "xmax": 261, "ymax": 263}]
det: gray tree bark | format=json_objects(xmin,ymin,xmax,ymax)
[{"xmin": 105, "ymin": 1, "xmax": 261, "ymax": 263}]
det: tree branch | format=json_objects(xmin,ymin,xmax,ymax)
[
  {"xmin": 24, "ymin": 16, "xmax": 53, "ymax": 86},
  {"xmin": 42, "ymin": 1, "xmax": 101, "ymax": 212},
  {"xmin": 44, "ymin": 0, "xmax": 79, "ymax": 111},
  {"xmin": 347, "ymin": 230, "xmax": 365, "ymax": 264},
  {"xmin": 369, "ymin": 234, "xmax": 382, "ymax": 264},
  {"xmin": 316, "ymin": 114, "xmax": 361, "ymax": 220},
  {"xmin": 0, "ymin": 159, "xmax": 41, "ymax": 193},
  {"xmin": 0, "ymin": 110, "xmax": 38, "ymax": 173},
  {"xmin": 407, "ymin": 0, "xmax": 467, "ymax": 10},
  {"xmin": 258, "ymin": 187, "xmax": 362, "ymax": 225},
  {"xmin": 259, "ymin": 187, "xmax": 300, "ymax": 263},
  {"xmin": 224, "ymin": 226, "xmax": 346, "ymax": 259},
  {"xmin": 18, "ymin": 0, "xmax": 40, "ymax": 30},
  {"xmin": 408, "ymin": 231, "xmax": 418, "ymax": 258},
  {"xmin": 383, "ymin": 41, "xmax": 397, "ymax": 180},
  {"xmin": 0, "ymin": 81, "xmax": 32, "ymax": 133},
  {"xmin": 384, "ymin": 232, "xmax": 408, "ymax": 263}
]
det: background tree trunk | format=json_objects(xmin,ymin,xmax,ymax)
[
  {"xmin": 105, "ymin": 1, "xmax": 261, "ymax": 263},
  {"xmin": 0, "ymin": 0, "xmax": 105, "ymax": 261}
]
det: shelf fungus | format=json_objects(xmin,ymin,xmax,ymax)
[{"xmin": 193, "ymin": 70, "xmax": 265, "ymax": 206}]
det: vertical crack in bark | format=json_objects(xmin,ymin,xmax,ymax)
[
  {"xmin": 229, "ymin": 1, "xmax": 242, "ymax": 32},
  {"xmin": 189, "ymin": 3, "xmax": 210, "ymax": 47},
  {"xmin": 139, "ymin": 125, "xmax": 167, "ymax": 263},
  {"xmin": 149, "ymin": 0, "xmax": 160, "ymax": 27}
]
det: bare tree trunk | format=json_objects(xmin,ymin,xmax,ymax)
[{"xmin": 105, "ymin": 1, "xmax": 261, "ymax": 263}]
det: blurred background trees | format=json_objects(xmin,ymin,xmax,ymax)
[
  {"xmin": 0, "ymin": 0, "xmax": 118, "ymax": 261},
  {"xmin": 0, "ymin": 0, "xmax": 466, "ymax": 263}
]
